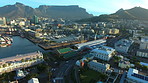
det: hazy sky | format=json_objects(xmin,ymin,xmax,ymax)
[{"xmin": 1, "ymin": 0, "xmax": 148, "ymax": 16}]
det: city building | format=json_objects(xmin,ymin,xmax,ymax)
[
  {"xmin": 76, "ymin": 54, "xmax": 94, "ymax": 67},
  {"xmin": 136, "ymin": 49, "xmax": 148, "ymax": 58},
  {"xmin": 15, "ymin": 70, "xmax": 26, "ymax": 79},
  {"xmin": 76, "ymin": 58, "xmax": 87, "ymax": 67},
  {"xmin": 126, "ymin": 68, "xmax": 148, "ymax": 83},
  {"xmin": 115, "ymin": 39, "xmax": 134, "ymax": 54},
  {"xmin": 28, "ymin": 78, "xmax": 39, "ymax": 83},
  {"xmin": 87, "ymin": 60, "xmax": 110, "ymax": 73},
  {"xmin": 140, "ymin": 62, "xmax": 148, "ymax": 67},
  {"xmin": 118, "ymin": 60, "xmax": 134, "ymax": 68},
  {"xmin": 75, "ymin": 39, "xmax": 106, "ymax": 50},
  {"xmin": 0, "ymin": 51, "xmax": 44, "ymax": 74},
  {"xmin": 90, "ymin": 46, "xmax": 115, "ymax": 61},
  {"xmin": 111, "ymin": 28, "xmax": 120, "ymax": 34},
  {"xmin": 139, "ymin": 37, "xmax": 148, "ymax": 49},
  {"xmin": 31, "ymin": 15, "xmax": 39, "ymax": 24},
  {"xmin": 52, "ymin": 35, "xmax": 80, "ymax": 43},
  {"xmin": 99, "ymin": 28, "xmax": 119, "ymax": 35},
  {"xmin": 9, "ymin": 81, "xmax": 18, "ymax": 83},
  {"xmin": 0, "ymin": 17, "xmax": 6, "ymax": 26},
  {"xmin": 19, "ymin": 21, "xmax": 25, "ymax": 26}
]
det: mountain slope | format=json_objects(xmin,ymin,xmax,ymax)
[
  {"xmin": 36, "ymin": 5, "xmax": 92, "ymax": 20},
  {"xmin": 77, "ymin": 7, "xmax": 148, "ymax": 22},
  {"xmin": 0, "ymin": 2, "xmax": 93, "ymax": 20},
  {"xmin": 113, "ymin": 7, "xmax": 148, "ymax": 20},
  {"xmin": 0, "ymin": 2, "xmax": 42, "ymax": 18}
]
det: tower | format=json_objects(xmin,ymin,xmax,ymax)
[{"xmin": 31, "ymin": 15, "xmax": 39, "ymax": 24}]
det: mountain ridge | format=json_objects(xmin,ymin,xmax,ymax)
[
  {"xmin": 77, "ymin": 7, "xmax": 148, "ymax": 22},
  {"xmin": 0, "ymin": 2, "xmax": 93, "ymax": 20}
]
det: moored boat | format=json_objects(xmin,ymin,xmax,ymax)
[{"xmin": 0, "ymin": 36, "xmax": 13, "ymax": 47}]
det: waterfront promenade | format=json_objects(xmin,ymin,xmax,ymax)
[{"xmin": 0, "ymin": 51, "xmax": 44, "ymax": 74}]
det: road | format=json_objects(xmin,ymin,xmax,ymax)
[
  {"xmin": 52, "ymin": 59, "xmax": 77, "ymax": 83},
  {"xmin": 120, "ymin": 72, "xmax": 127, "ymax": 83},
  {"xmin": 74, "ymin": 66, "xmax": 81, "ymax": 83}
]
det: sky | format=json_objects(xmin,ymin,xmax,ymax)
[{"xmin": 0, "ymin": 0, "xmax": 148, "ymax": 16}]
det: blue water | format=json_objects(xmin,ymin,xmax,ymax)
[{"xmin": 0, "ymin": 36, "xmax": 46, "ymax": 58}]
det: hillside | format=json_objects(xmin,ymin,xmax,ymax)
[
  {"xmin": 77, "ymin": 7, "xmax": 148, "ymax": 22},
  {"xmin": 113, "ymin": 7, "xmax": 148, "ymax": 20},
  {"xmin": 0, "ymin": 2, "xmax": 93, "ymax": 20}
]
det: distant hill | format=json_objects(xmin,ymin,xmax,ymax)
[
  {"xmin": 77, "ymin": 7, "xmax": 148, "ymax": 22},
  {"xmin": 113, "ymin": 7, "xmax": 148, "ymax": 20},
  {"xmin": 0, "ymin": 2, "xmax": 93, "ymax": 20}
]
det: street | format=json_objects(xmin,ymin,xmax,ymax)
[{"xmin": 52, "ymin": 59, "xmax": 77, "ymax": 83}]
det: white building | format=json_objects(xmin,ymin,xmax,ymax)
[
  {"xmin": 115, "ymin": 39, "xmax": 134, "ymax": 54},
  {"xmin": 126, "ymin": 68, "xmax": 148, "ymax": 83},
  {"xmin": 136, "ymin": 49, "xmax": 148, "ymax": 58},
  {"xmin": 140, "ymin": 37, "xmax": 148, "ymax": 49},
  {"xmin": 0, "ymin": 51, "xmax": 44, "ymax": 74},
  {"xmin": 28, "ymin": 78, "xmax": 39, "ymax": 83},
  {"xmin": 118, "ymin": 60, "xmax": 134, "ymax": 68},
  {"xmin": 75, "ymin": 39, "xmax": 106, "ymax": 49},
  {"xmin": 76, "ymin": 58, "xmax": 87, "ymax": 67},
  {"xmin": 90, "ymin": 46, "xmax": 115, "ymax": 61},
  {"xmin": 87, "ymin": 60, "xmax": 110, "ymax": 73},
  {"xmin": 0, "ymin": 17, "xmax": 6, "ymax": 26},
  {"xmin": 16, "ymin": 70, "xmax": 26, "ymax": 79},
  {"xmin": 76, "ymin": 54, "xmax": 95, "ymax": 67}
]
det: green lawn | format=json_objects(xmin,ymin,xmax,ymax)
[
  {"xmin": 58, "ymin": 47, "xmax": 72, "ymax": 54},
  {"xmin": 80, "ymin": 69, "xmax": 107, "ymax": 83}
]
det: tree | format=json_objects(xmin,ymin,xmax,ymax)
[
  {"xmin": 142, "ymin": 66, "xmax": 148, "ymax": 70},
  {"xmin": 3, "ymin": 64, "xmax": 7, "ymax": 67},
  {"xmin": 21, "ymin": 59, "xmax": 25, "ymax": 62},
  {"xmin": 100, "ymin": 74, "xmax": 108, "ymax": 81},
  {"xmin": 26, "ymin": 73, "xmax": 38, "ymax": 80},
  {"xmin": 37, "ymin": 63, "xmax": 48, "ymax": 73},
  {"xmin": 114, "ymin": 56, "xmax": 122, "ymax": 61},
  {"xmin": 8, "ymin": 63, "xmax": 11, "ymax": 66},
  {"xmin": 33, "ymin": 58, "xmax": 36, "ymax": 60},
  {"xmin": 111, "ymin": 72, "xmax": 116, "ymax": 76},
  {"xmin": 29, "ymin": 59, "xmax": 33, "ymax": 61},
  {"xmin": 48, "ymin": 72, "xmax": 52, "ymax": 78},
  {"xmin": 25, "ymin": 59, "xmax": 29, "ymax": 62}
]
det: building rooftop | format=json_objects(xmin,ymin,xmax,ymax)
[
  {"xmin": 119, "ymin": 60, "xmax": 130, "ymax": 64},
  {"xmin": 127, "ymin": 68, "xmax": 148, "ymax": 83},
  {"xmin": 91, "ymin": 49, "xmax": 112, "ymax": 55},
  {"xmin": 91, "ymin": 46, "xmax": 115, "ymax": 55},
  {"xmin": 0, "ymin": 51, "xmax": 42, "ymax": 64},
  {"xmin": 140, "ymin": 62, "xmax": 148, "ymax": 67},
  {"xmin": 137, "ymin": 49, "xmax": 148, "ymax": 53},
  {"xmin": 57, "ymin": 47, "xmax": 72, "ymax": 54},
  {"xmin": 75, "ymin": 39, "xmax": 106, "ymax": 49},
  {"xmin": 141, "ymin": 37, "xmax": 148, "ymax": 42},
  {"xmin": 28, "ymin": 78, "xmax": 39, "ymax": 83},
  {"xmin": 115, "ymin": 39, "xmax": 133, "ymax": 47},
  {"xmin": 88, "ymin": 60, "xmax": 110, "ymax": 69}
]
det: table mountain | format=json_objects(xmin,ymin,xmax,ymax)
[{"xmin": 0, "ymin": 2, "xmax": 93, "ymax": 20}]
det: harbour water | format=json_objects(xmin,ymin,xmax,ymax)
[{"xmin": 0, "ymin": 36, "xmax": 45, "ymax": 59}]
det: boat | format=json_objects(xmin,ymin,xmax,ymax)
[
  {"xmin": 0, "ymin": 44, "xmax": 7, "ymax": 47},
  {"xmin": 20, "ymin": 34, "xmax": 25, "ymax": 38},
  {"xmin": 0, "ymin": 36, "xmax": 13, "ymax": 47}
]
